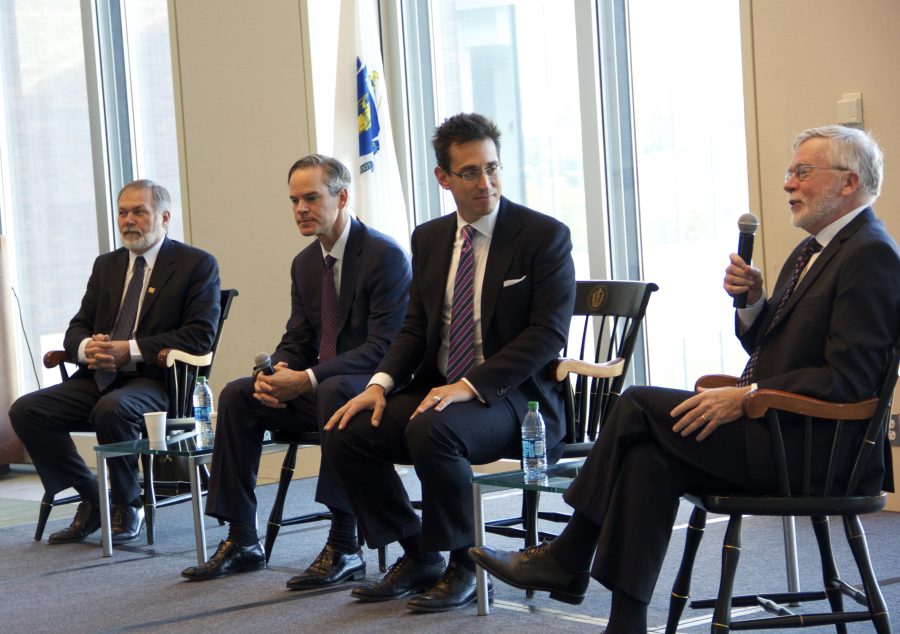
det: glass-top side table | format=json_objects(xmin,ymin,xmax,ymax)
[
  {"xmin": 470, "ymin": 459, "xmax": 585, "ymax": 615},
  {"xmin": 95, "ymin": 433, "xmax": 286, "ymax": 564}
]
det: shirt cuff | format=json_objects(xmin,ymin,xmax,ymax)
[
  {"xmin": 461, "ymin": 378, "xmax": 485, "ymax": 403},
  {"xmin": 737, "ymin": 295, "xmax": 766, "ymax": 332},
  {"xmin": 129, "ymin": 339, "xmax": 143, "ymax": 363},
  {"xmin": 306, "ymin": 368, "xmax": 318, "ymax": 391},
  {"xmin": 77, "ymin": 338, "xmax": 91, "ymax": 363},
  {"xmin": 368, "ymin": 372, "xmax": 395, "ymax": 394}
]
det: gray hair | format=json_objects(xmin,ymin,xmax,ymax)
[
  {"xmin": 287, "ymin": 154, "xmax": 352, "ymax": 196},
  {"xmin": 793, "ymin": 125, "xmax": 883, "ymax": 201},
  {"xmin": 117, "ymin": 179, "xmax": 171, "ymax": 214}
]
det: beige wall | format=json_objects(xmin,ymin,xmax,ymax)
[
  {"xmin": 169, "ymin": 0, "xmax": 316, "ymax": 390},
  {"xmin": 742, "ymin": 0, "xmax": 900, "ymax": 279}
]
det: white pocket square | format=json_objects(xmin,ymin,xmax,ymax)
[{"xmin": 503, "ymin": 276, "xmax": 527, "ymax": 288}]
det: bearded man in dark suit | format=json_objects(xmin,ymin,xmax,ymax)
[
  {"xmin": 11, "ymin": 179, "xmax": 221, "ymax": 546},
  {"xmin": 325, "ymin": 113, "xmax": 576, "ymax": 613},
  {"xmin": 471, "ymin": 126, "xmax": 900, "ymax": 633}
]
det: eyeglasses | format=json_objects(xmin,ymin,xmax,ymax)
[
  {"xmin": 784, "ymin": 164, "xmax": 848, "ymax": 183},
  {"xmin": 449, "ymin": 163, "xmax": 501, "ymax": 182}
]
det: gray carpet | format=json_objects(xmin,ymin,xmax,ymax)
[{"xmin": 1, "ymin": 468, "xmax": 899, "ymax": 633}]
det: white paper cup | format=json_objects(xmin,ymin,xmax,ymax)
[{"xmin": 144, "ymin": 411, "xmax": 168, "ymax": 448}]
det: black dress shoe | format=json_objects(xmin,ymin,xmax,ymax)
[
  {"xmin": 469, "ymin": 543, "xmax": 590, "ymax": 605},
  {"xmin": 48, "ymin": 501, "xmax": 101, "ymax": 544},
  {"xmin": 181, "ymin": 539, "xmax": 266, "ymax": 581},
  {"xmin": 406, "ymin": 562, "xmax": 493, "ymax": 613},
  {"xmin": 111, "ymin": 505, "xmax": 145, "ymax": 544},
  {"xmin": 286, "ymin": 545, "xmax": 366, "ymax": 590},
  {"xmin": 351, "ymin": 555, "xmax": 445, "ymax": 602}
]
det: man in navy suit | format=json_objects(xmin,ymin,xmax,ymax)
[
  {"xmin": 10, "ymin": 179, "xmax": 221, "ymax": 545},
  {"xmin": 471, "ymin": 126, "xmax": 900, "ymax": 633},
  {"xmin": 325, "ymin": 113, "xmax": 576, "ymax": 612},
  {"xmin": 181, "ymin": 155, "xmax": 411, "ymax": 588}
]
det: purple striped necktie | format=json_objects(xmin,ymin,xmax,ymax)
[
  {"xmin": 738, "ymin": 238, "xmax": 821, "ymax": 387},
  {"xmin": 446, "ymin": 225, "xmax": 476, "ymax": 383},
  {"xmin": 319, "ymin": 255, "xmax": 339, "ymax": 362},
  {"xmin": 96, "ymin": 256, "xmax": 146, "ymax": 391}
]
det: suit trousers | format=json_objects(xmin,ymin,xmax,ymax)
[
  {"xmin": 324, "ymin": 383, "xmax": 521, "ymax": 552},
  {"xmin": 9, "ymin": 374, "xmax": 168, "ymax": 505},
  {"xmin": 204, "ymin": 374, "xmax": 369, "ymax": 526},
  {"xmin": 563, "ymin": 385, "xmax": 770, "ymax": 604}
]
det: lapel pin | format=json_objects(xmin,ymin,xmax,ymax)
[{"xmin": 148, "ymin": 287, "xmax": 156, "ymax": 294}]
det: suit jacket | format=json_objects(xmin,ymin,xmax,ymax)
[
  {"xmin": 377, "ymin": 196, "xmax": 576, "ymax": 457},
  {"xmin": 738, "ymin": 208, "xmax": 900, "ymax": 493},
  {"xmin": 64, "ymin": 237, "xmax": 221, "ymax": 381},
  {"xmin": 271, "ymin": 217, "xmax": 411, "ymax": 380}
]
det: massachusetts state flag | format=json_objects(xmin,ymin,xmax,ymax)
[{"xmin": 334, "ymin": 0, "xmax": 410, "ymax": 250}]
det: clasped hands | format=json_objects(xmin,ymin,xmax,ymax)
[
  {"xmin": 253, "ymin": 361, "xmax": 311, "ymax": 408},
  {"xmin": 85, "ymin": 334, "xmax": 131, "ymax": 371},
  {"xmin": 324, "ymin": 380, "xmax": 476, "ymax": 431}
]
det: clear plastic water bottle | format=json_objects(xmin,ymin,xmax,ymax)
[
  {"xmin": 193, "ymin": 375, "xmax": 215, "ymax": 448},
  {"xmin": 522, "ymin": 400, "xmax": 547, "ymax": 482}
]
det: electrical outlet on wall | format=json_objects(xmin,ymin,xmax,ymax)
[{"xmin": 889, "ymin": 413, "xmax": 899, "ymax": 446}]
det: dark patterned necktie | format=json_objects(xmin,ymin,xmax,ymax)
[
  {"xmin": 738, "ymin": 238, "xmax": 822, "ymax": 386},
  {"xmin": 96, "ymin": 256, "xmax": 146, "ymax": 391},
  {"xmin": 319, "ymin": 255, "xmax": 339, "ymax": 362},
  {"xmin": 446, "ymin": 225, "xmax": 476, "ymax": 383}
]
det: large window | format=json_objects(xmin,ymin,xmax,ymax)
[
  {"xmin": 629, "ymin": 0, "xmax": 749, "ymax": 386},
  {"xmin": 0, "ymin": 0, "xmax": 182, "ymax": 392}
]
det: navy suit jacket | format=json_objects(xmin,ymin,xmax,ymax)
[
  {"xmin": 271, "ymin": 217, "xmax": 411, "ymax": 379},
  {"xmin": 64, "ymin": 236, "xmax": 221, "ymax": 381},
  {"xmin": 738, "ymin": 208, "xmax": 900, "ymax": 494},
  {"xmin": 377, "ymin": 196, "xmax": 576, "ymax": 458}
]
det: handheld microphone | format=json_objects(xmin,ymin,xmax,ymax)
[
  {"xmin": 253, "ymin": 352, "xmax": 275, "ymax": 376},
  {"xmin": 733, "ymin": 212, "xmax": 759, "ymax": 308}
]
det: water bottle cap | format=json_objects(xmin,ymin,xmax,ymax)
[
  {"xmin": 196, "ymin": 376, "xmax": 207, "ymax": 384},
  {"xmin": 527, "ymin": 401, "xmax": 539, "ymax": 410}
]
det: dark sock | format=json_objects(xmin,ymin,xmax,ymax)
[
  {"xmin": 227, "ymin": 522, "xmax": 258, "ymax": 547},
  {"xmin": 450, "ymin": 546, "xmax": 475, "ymax": 571},
  {"xmin": 75, "ymin": 482, "xmax": 100, "ymax": 505},
  {"xmin": 326, "ymin": 509, "xmax": 359, "ymax": 554},
  {"xmin": 605, "ymin": 587, "xmax": 648, "ymax": 634},
  {"xmin": 399, "ymin": 533, "xmax": 443, "ymax": 565},
  {"xmin": 548, "ymin": 510, "xmax": 599, "ymax": 572}
]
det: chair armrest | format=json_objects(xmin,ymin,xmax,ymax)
[
  {"xmin": 156, "ymin": 348, "xmax": 214, "ymax": 369},
  {"xmin": 43, "ymin": 350, "xmax": 71, "ymax": 369},
  {"xmin": 552, "ymin": 357, "xmax": 625, "ymax": 382},
  {"xmin": 742, "ymin": 388, "xmax": 878, "ymax": 421},
  {"xmin": 694, "ymin": 374, "xmax": 739, "ymax": 390}
]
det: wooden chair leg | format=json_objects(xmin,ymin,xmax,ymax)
[
  {"xmin": 34, "ymin": 492, "xmax": 54, "ymax": 541},
  {"xmin": 666, "ymin": 507, "xmax": 707, "ymax": 634},
  {"xmin": 842, "ymin": 514, "xmax": 891, "ymax": 634},
  {"xmin": 810, "ymin": 515, "xmax": 847, "ymax": 634},
  {"xmin": 142, "ymin": 454, "xmax": 156, "ymax": 545},
  {"xmin": 264, "ymin": 444, "xmax": 298, "ymax": 564},
  {"xmin": 711, "ymin": 514, "xmax": 742, "ymax": 633}
]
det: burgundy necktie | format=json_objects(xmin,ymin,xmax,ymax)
[
  {"xmin": 446, "ymin": 225, "xmax": 476, "ymax": 383},
  {"xmin": 738, "ymin": 238, "xmax": 822, "ymax": 386},
  {"xmin": 96, "ymin": 256, "xmax": 146, "ymax": 391},
  {"xmin": 319, "ymin": 255, "xmax": 339, "ymax": 362}
]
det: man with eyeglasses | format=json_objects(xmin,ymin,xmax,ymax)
[
  {"xmin": 324, "ymin": 112, "xmax": 576, "ymax": 612},
  {"xmin": 469, "ymin": 126, "xmax": 900, "ymax": 632}
]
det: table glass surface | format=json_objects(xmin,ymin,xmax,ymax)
[
  {"xmin": 471, "ymin": 459, "xmax": 585, "ymax": 494},
  {"xmin": 94, "ymin": 431, "xmax": 212, "ymax": 457}
]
